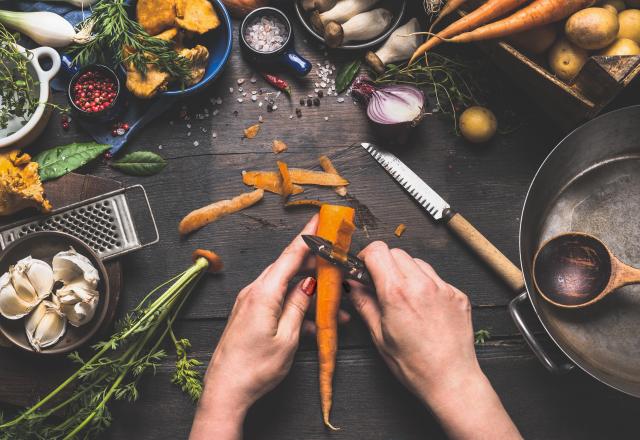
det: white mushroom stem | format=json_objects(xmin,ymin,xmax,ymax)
[
  {"xmin": 301, "ymin": 0, "xmax": 337, "ymax": 13},
  {"xmin": 365, "ymin": 18, "xmax": 422, "ymax": 74},
  {"xmin": 325, "ymin": 8, "xmax": 393, "ymax": 48},
  {"xmin": 311, "ymin": 0, "xmax": 380, "ymax": 32}
]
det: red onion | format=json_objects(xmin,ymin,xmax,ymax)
[{"xmin": 351, "ymin": 77, "xmax": 425, "ymax": 144}]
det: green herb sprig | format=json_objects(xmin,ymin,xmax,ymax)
[
  {"xmin": 0, "ymin": 256, "xmax": 211, "ymax": 440},
  {"xmin": 68, "ymin": 0, "xmax": 190, "ymax": 82},
  {"xmin": 0, "ymin": 23, "xmax": 39, "ymax": 131}
]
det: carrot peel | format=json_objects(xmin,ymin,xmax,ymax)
[{"xmin": 277, "ymin": 161, "xmax": 293, "ymax": 198}]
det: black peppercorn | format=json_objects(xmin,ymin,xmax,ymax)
[{"xmin": 313, "ymin": 98, "xmax": 320, "ymax": 106}]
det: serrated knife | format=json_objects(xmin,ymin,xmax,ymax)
[{"xmin": 361, "ymin": 142, "xmax": 524, "ymax": 292}]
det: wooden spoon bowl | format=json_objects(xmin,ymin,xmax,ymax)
[{"xmin": 533, "ymin": 232, "xmax": 640, "ymax": 308}]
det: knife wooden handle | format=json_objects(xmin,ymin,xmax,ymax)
[{"xmin": 444, "ymin": 209, "xmax": 525, "ymax": 292}]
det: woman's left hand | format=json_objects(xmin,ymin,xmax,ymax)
[{"xmin": 190, "ymin": 215, "xmax": 320, "ymax": 440}]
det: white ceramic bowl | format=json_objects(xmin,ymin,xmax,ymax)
[{"xmin": 0, "ymin": 45, "xmax": 61, "ymax": 149}]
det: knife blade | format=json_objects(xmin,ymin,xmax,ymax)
[
  {"xmin": 361, "ymin": 142, "xmax": 524, "ymax": 292},
  {"xmin": 302, "ymin": 235, "xmax": 373, "ymax": 286}
]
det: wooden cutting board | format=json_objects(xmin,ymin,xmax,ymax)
[{"xmin": 0, "ymin": 173, "xmax": 123, "ymax": 406}]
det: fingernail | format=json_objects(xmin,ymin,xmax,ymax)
[
  {"xmin": 301, "ymin": 277, "xmax": 317, "ymax": 296},
  {"xmin": 342, "ymin": 281, "xmax": 351, "ymax": 293}
]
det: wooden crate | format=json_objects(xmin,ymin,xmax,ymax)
[{"xmin": 479, "ymin": 40, "xmax": 640, "ymax": 130}]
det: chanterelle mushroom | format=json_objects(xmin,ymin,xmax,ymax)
[
  {"xmin": 179, "ymin": 45, "xmax": 210, "ymax": 86},
  {"xmin": 0, "ymin": 150, "xmax": 51, "ymax": 216}
]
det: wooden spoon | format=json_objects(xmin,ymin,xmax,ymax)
[{"xmin": 533, "ymin": 232, "xmax": 640, "ymax": 308}]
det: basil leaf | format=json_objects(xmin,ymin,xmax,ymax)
[
  {"xmin": 35, "ymin": 142, "xmax": 110, "ymax": 182},
  {"xmin": 110, "ymin": 151, "xmax": 167, "ymax": 176},
  {"xmin": 336, "ymin": 59, "xmax": 361, "ymax": 94}
]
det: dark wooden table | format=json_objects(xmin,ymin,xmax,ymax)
[{"xmin": 3, "ymin": 12, "xmax": 640, "ymax": 440}]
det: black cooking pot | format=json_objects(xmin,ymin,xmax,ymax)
[{"xmin": 511, "ymin": 105, "xmax": 640, "ymax": 396}]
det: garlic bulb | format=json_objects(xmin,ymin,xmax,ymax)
[
  {"xmin": 53, "ymin": 248, "xmax": 100, "ymax": 289},
  {"xmin": 0, "ymin": 257, "xmax": 53, "ymax": 319},
  {"xmin": 25, "ymin": 296, "xmax": 66, "ymax": 351},
  {"xmin": 57, "ymin": 280, "xmax": 99, "ymax": 327}
]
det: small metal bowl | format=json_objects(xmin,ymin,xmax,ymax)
[
  {"xmin": 294, "ymin": 0, "xmax": 407, "ymax": 50},
  {"xmin": 0, "ymin": 232, "xmax": 111, "ymax": 355},
  {"xmin": 68, "ymin": 64, "xmax": 123, "ymax": 122}
]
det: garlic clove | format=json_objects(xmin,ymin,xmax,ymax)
[
  {"xmin": 57, "ymin": 280, "xmax": 99, "ymax": 327},
  {"xmin": 0, "ymin": 272, "xmax": 38, "ymax": 319},
  {"xmin": 53, "ymin": 248, "xmax": 100, "ymax": 289},
  {"xmin": 25, "ymin": 298, "xmax": 66, "ymax": 351},
  {"xmin": 23, "ymin": 256, "xmax": 54, "ymax": 300},
  {"xmin": 10, "ymin": 262, "xmax": 37, "ymax": 302}
]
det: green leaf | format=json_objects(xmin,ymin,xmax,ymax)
[
  {"xmin": 110, "ymin": 151, "xmax": 167, "ymax": 176},
  {"xmin": 34, "ymin": 142, "xmax": 110, "ymax": 182},
  {"xmin": 336, "ymin": 59, "xmax": 361, "ymax": 94}
]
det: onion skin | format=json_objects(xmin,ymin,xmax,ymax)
[{"xmin": 352, "ymin": 78, "xmax": 425, "ymax": 144}]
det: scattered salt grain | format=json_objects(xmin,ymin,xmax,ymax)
[
  {"xmin": 258, "ymin": 101, "xmax": 263, "ymax": 107},
  {"xmin": 244, "ymin": 16, "xmax": 288, "ymax": 52},
  {"xmin": 250, "ymin": 76, "xmax": 257, "ymax": 83},
  {"xmin": 187, "ymin": 131, "xmax": 191, "ymax": 136},
  {"xmin": 237, "ymin": 98, "xmax": 244, "ymax": 103},
  {"xmin": 258, "ymin": 115, "xmax": 264, "ymax": 123},
  {"xmin": 238, "ymin": 87, "xmax": 243, "ymax": 92},
  {"xmin": 186, "ymin": 123, "xmax": 191, "ymax": 129},
  {"xmin": 237, "ymin": 78, "xmax": 245, "ymax": 85},
  {"xmin": 193, "ymin": 141, "xmax": 199, "ymax": 147},
  {"xmin": 324, "ymin": 116, "xmax": 329, "ymax": 121},
  {"xmin": 337, "ymin": 97, "xmax": 344, "ymax": 103},
  {"xmin": 213, "ymin": 109, "xmax": 219, "ymax": 116},
  {"xmin": 116, "ymin": 128, "xmax": 125, "ymax": 135},
  {"xmin": 251, "ymin": 95, "xmax": 257, "ymax": 102},
  {"xmin": 212, "ymin": 132, "xmax": 217, "ymax": 138},
  {"xmin": 229, "ymin": 87, "xmax": 234, "ymax": 93},
  {"xmin": 216, "ymin": 97, "xmax": 222, "ymax": 104}
]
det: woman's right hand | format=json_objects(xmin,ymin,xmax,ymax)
[{"xmin": 348, "ymin": 241, "xmax": 521, "ymax": 440}]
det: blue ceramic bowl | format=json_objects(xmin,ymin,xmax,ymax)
[{"xmin": 161, "ymin": 0, "xmax": 233, "ymax": 97}]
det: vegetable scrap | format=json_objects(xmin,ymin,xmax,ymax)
[
  {"xmin": 318, "ymin": 155, "xmax": 348, "ymax": 197},
  {"xmin": 394, "ymin": 223, "xmax": 406, "ymax": 237},
  {"xmin": 285, "ymin": 199, "xmax": 325, "ymax": 207},
  {"xmin": 179, "ymin": 189, "xmax": 265, "ymax": 235},
  {"xmin": 277, "ymin": 160, "xmax": 294, "ymax": 198},
  {"xmin": 272, "ymin": 139, "xmax": 288, "ymax": 154},
  {"xmin": 0, "ymin": 150, "xmax": 51, "ymax": 216},
  {"xmin": 242, "ymin": 170, "xmax": 305, "ymax": 195},
  {"xmin": 315, "ymin": 204, "xmax": 355, "ymax": 430},
  {"xmin": 243, "ymin": 169, "xmax": 348, "ymax": 187},
  {"xmin": 244, "ymin": 123, "xmax": 261, "ymax": 138}
]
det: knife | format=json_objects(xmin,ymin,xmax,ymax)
[
  {"xmin": 361, "ymin": 142, "xmax": 524, "ymax": 292},
  {"xmin": 302, "ymin": 235, "xmax": 373, "ymax": 286}
]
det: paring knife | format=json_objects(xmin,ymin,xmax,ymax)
[
  {"xmin": 302, "ymin": 235, "xmax": 373, "ymax": 286},
  {"xmin": 361, "ymin": 142, "xmax": 524, "ymax": 292}
]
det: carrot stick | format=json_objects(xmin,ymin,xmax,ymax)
[
  {"xmin": 178, "ymin": 189, "xmax": 264, "ymax": 235},
  {"xmin": 409, "ymin": 0, "xmax": 529, "ymax": 63},
  {"xmin": 449, "ymin": 0, "xmax": 595, "ymax": 43},
  {"xmin": 318, "ymin": 155, "xmax": 348, "ymax": 197},
  {"xmin": 316, "ymin": 205, "xmax": 355, "ymax": 430},
  {"xmin": 277, "ymin": 161, "xmax": 293, "ymax": 198}
]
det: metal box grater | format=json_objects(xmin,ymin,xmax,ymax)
[{"xmin": 0, "ymin": 185, "xmax": 158, "ymax": 261}]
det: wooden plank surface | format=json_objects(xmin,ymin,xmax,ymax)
[{"xmin": 1, "ymin": 4, "xmax": 640, "ymax": 439}]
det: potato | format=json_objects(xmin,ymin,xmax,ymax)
[
  {"xmin": 618, "ymin": 9, "xmax": 640, "ymax": 43},
  {"xmin": 565, "ymin": 7, "xmax": 619, "ymax": 50},
  {"xmin": 508, "ymin": 24, "xmax": 557, "ymax": 55},
  {"xmin": 459, "ymin": 107, "xmax": 497, "ymax": 144},
  {"xmin": 548, "ymin": 38, "xmax": 589, "ymax": 82},
  {"xmin": 601, "ymin": 0, "xmax": 626, "ymax": 12},
  {"xmin": 599, "ymin": 37, "xmax": 640, "ymax": 55},
  {"xmin": 603, "ymin": 4, "xmax": 619, "ymax": 14}
]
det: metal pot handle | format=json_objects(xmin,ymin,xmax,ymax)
[{"xmin": 509, "ymin": 292, "xmax": 575, "ymax": 375}]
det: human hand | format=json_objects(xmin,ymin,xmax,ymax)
[
  {"xmin": 190, "ymin": 215, "xmax": 320, "ymax": 440},
  {"xmin": 348, "ymin": 242, "xmax": 521, "ymax": 440}
]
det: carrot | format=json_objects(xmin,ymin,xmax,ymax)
[
  {"xmin": 449, "ymin": 0, "xmax": 596, "ymax": 43},
  {"xmin": 277, "ymin": 161, "xmax": 293, "ymax": 198},
  {"xmin": 316, "ymin": 205, "xmax": 355, "ymax": 430},
  {"xmin": 394, "ymin": 223, "xmax": 406, "ymax": 237},
  {"xmin": 242, "ymin": 169, "xmax": 349, "ymax": 187},
  {"xmin": 318, "ymin": 155, "xmax": 348, "ymax": 197},
  {"xmin": 241, "ymin": 170, "xmax": 304, "ymax": 195},
  {"xmin": 429, "ymin": 0, "xmax": 469, "ymax": 33},
  {"xmin": 178, "ymin": 189, "xmax": 264, "ymax": 235},
  {"xmin": 191, "ymin": 249, "xmax": 224, "ymax": 272},
  {"xmin": 409, "ymin": 0, "xmax": 529, "ymax": 63}
]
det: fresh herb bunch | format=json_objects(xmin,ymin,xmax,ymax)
[
  {"xmin": 68, "ymin": 0, "xmax": 191, "ymax": 81},
  {"xmin": 0, "ymin": 256, "xmax": 211, "ymax": 440},
  {"xmin": 0, "ymin": 23, "xmax": 39, "ymax": 131}
]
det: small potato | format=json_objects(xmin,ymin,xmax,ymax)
[
  {"xmin": 599, "ymin": 37, "xmax": 640, "ymax": 55},
  {"xmin": 548, "ymin": 38, "xmax": 589, "ymax": 82},
  {"xmin": 601, "ymin": 0, "xmax": 625, "ymax": 13},
  {"xmin": 566, "ymin": 7, "xmax": 619, "ymax": 50},
  {"xmin": 508, "ymin": 24, "xmax": 557, "ymax": 55},
  {"xmin": 618, "ymin": 9, "xmax": 640, "ymax": 43},
  {"xmin": 459, "ymin": 106, "xmax": 497, "ymax": 144}
]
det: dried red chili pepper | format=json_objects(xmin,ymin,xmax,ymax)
[{"xmin": 262, "ymin": 73, "xmax": 291, "ymax": 95}]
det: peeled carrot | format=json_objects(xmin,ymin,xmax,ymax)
[
  {"xmin": 316, "ymin": 205, "xmax": 355, "ymax": 430},
  {"xmin": 449, "ymin": 0, "xmax": 595, "ymax": 43},
  {"xmin": 409, "ymin": 0, "xmax": 529, "ymax": 63}
]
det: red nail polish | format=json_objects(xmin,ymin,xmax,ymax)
[{"xmin": 301, "ymin": 277, "xmax": 317, "ymax": 296}]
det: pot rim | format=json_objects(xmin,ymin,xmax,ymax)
[{"xmin": 0, "ymin": 45, "xmax": 61, "ymax": 149}]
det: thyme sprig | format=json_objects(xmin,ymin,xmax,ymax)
[
  {"xmin": 67, "ymin": 0, "xmax": 190, "ymax": 81},
  {"xmin": 0, "ymin": 23, "xmax": 39, "ymax": 131},
  {"xmin": 0, "ymin": 257, "xmax": 210, "ymax": 440}
]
